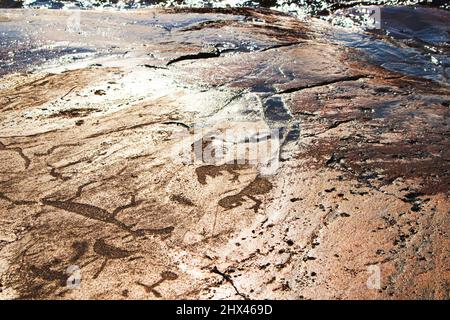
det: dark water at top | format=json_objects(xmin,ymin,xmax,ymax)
[
  {"xmin": 0, "ymin": 0, "xmax": 449, "ymax": 12},
  {"xmin": 333, "ymin": 6, "xmax": 450, "ymax": 83},
  {"xmin": 0, "ymin": 1, "xmax": 449, "ymax": 83}
]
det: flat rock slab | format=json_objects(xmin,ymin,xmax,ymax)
[{"xmin": 0, "ymin": 8, "xmax": 449, "ymax": 299}]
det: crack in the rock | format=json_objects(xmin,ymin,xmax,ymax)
[
  {"xmin": 141, "ymin": 64, "xmax": 169, "ymax": 70},
  {"xmin": 327, "ymin": 118, "xmax": 356, "ymax": 130},
  {"xmin": 167, "ymin": 40, "xmax": 304, "ymax": 67},
  {"xmin": 60, "ymin": 86, "xmax": 77, "ymax": 100},
  {"xmin": 259, "ymin": 41, "xmax": 304, "ymax": 52},
  {"xmin": 162, "ymin": 121, "xmax": 190, "ymax": 129},
  {"xmin": 166, "ymin": 50, "xmax": 222, "ymax": 66},
  {"xmin": 211, "ymin": 266, "xmax": 249, "ymax": 300},
  {"xmin": 222, "ymin": 90, "xmax": 246, "ymax": 109},
  {"xmin": 303, "ymin": 118, "xmax": 358, "ymax": 138},
  {"xmin": 277, "ymin": 75, "xmax": 370, "ymax": 95}
]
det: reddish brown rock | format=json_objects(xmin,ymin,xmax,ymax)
[{"xmin": 0, "ymin": 8, "xmax": 448, "ymax": 300}]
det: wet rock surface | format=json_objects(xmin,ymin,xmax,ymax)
[
  {"xmin": 0, "ymin": 8, "xmax": 449, "ymax": 299},
  {"xmin": 332, "ymin": 6, "xmax": 450, "ymax": 82}
]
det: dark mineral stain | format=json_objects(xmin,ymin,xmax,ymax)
[
  {"xmin": 49, "ymin": 108, "xmax": 99, "ymax": 118},
  {"xmin": 94, "ymin": 89, "xmax": 106, "ymax": 96},
  {"xmin": 301, "ymin": 123, "xmax": 449, "ymax": 195},
  {"xmin": 170, "ymin": 194, "xmax": 195, "ymax": 207}
]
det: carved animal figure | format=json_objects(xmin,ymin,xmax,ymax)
[{"xmin": 218, "ymin": 176, "xmax": 272, "ymax": 212}]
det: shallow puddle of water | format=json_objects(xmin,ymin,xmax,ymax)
[
  {"xmin": 378, "ymin": 6, "xmax": 450, "ymax": 45},
  {"xmin": 333, "ymin": 6, "xmax": 450, "ymax": 83},
  {"xmin": 0, "ymin": 45, "xmax": 95, "ymax": 76},
  {"xmin": 262, "ymin": 96, "xmax": 292, "ymax": 122}
]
